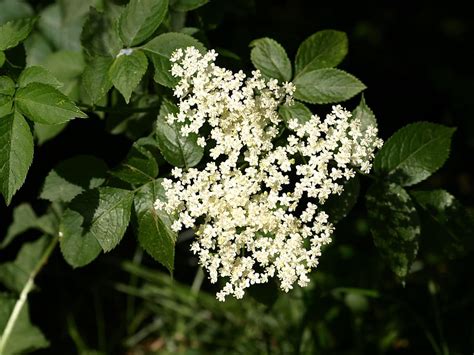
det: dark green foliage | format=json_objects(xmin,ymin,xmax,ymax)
[{"xmin": 366, "ymin": 182, "xmax": 421, "ymax": 279}]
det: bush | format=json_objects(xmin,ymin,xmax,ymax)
[{"xmin": 1, "ymin": 0, "xmax": 473, "ymax": 354}]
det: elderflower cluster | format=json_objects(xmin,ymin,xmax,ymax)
[{"xmin": 154, "ymin": 46, "xmax": 383, "ymax": 301}]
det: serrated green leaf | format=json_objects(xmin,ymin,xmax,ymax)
[
  {"xmin": 111, "ymin": 143, "xmax": 159, "ymax": 185},
  {"xmin": 171, "ymin": 0, "xmax": 208, "ymax": 11},
  {"xmin": 109, "ymin": 50, "xmax": 148, "ymax": 103},
  {"xmin": 250, "ymin": 37, "xmax": 292, "ymax": 82},
  {"xmin": 81, "ymin": 56, "xmax": 114, "ymax": 105},
  {"xmin": 323, "ymin": 176, "xmax": 360, "ymax": 223},
  {"xmin": 279, "ymin": 101, "xmax": 312, "ymax": 127},
  {"xmin": 143, "ymin": 32, "xmax": 205, "ymax": 88},
  {"xmin": 293, "ymin": 68, "xmax": 365, "ymax": 104},
  {"xmin": 81, "ymin": 6, "xmax": 123, "ymax": 58},
  {"xmin": 411, "ymin": 189, "xmax": 474, "ymax": 258},
  {"xmin": 0, "ymin": 76, "xmax": 15, "ymax": 96},
  {"xmin": 295, "ymin": 30, "xmax": 348, "ymax": 76},
  {"xmin": 119, "ymin": 0, "xmax": 168, "ymax": 47},
  {"xmin": 374, "ymin": 122, "xmax": 456, "ymax": 186},
  {"xmin": 40, "ymin": 155, "xmax": 108, "ymax": 203},
  {"xmin": 156, "ymin": 99, "xmax": 203, "ymax": 168},
  {"xmin": 60, "ymin": 187, "xmax": 134, "ymax": 257},
  {"xmin": 0, "ymin": 112, "xmax": 33, "ymax": 205},
  {"xmin": 0, "ymin": 236, "xmax": 50, "ymax": 293},
  {"xmin": 134, "ymin": 179, "xmax": 176, "ymax": 273},
  {"xmin": 18, "ymin": 66, "xmax": 62, "ymax": 89},
  {"xmin": 0, "ymin": 16, "xmax": 36, "ymax": 51},
  {"xmin": 0, "ymin": 293, "xmax": 49, "ymax": 355},
  {"xmin": 366, "ymin": 182, "xmax": 421, "ymax": 279},
  {"xmin": 34, "ymin": 122, "xmax": 68, "ymax": 145},
  {"xmin": 15, "ymin": 82, "xmax": 87, "ymax": 124},
  {"xmin": 352, "ymin": 94, "xmax": 377, "ymax": 130}
]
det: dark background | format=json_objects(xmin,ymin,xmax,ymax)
[{"xmin": 1, "ymin": 0, "xmax": 473, "ymax": 354}]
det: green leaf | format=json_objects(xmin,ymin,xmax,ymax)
[
  {"xmin": 37, "ymin": 51, "xmax": 84, "ymax": 102},
  {"xmin": 411, "ymin": 189, "xmax": 474, "ymax": 258},
  {"xmin": 366, "ymin": 182, "xmax": 421, "ymax": 279},
  {"xmin": 143, "ymin": 32, "xmax": 205, "ymax": 88},
  {"xmin": 250, "ymin": 37, "xmax": 292, "ymax": 82},
  {"xmin": 37, "ymin": 4, "xmax": 83, "ymax": 51},
  {"xmin": 0, "ymin": 236, "xmax": 50, "ymax": 293},
  {"xmin": 293, "ymin": 68, "xmax": 365, "ymax": 104},
  {"xmin": 60, "ymin": 205, "xmax": 102, "ymax": 268},
  {"xmin": 40, "ymin": 155, "xmax": 108, "ymax": 203},
  {"xmin": 18, "ymin": 66, "xmax": 62, "ymax": 89},
  {"xmin": 373, "ymin": 122, "xmax": 456, "ymax": 186},
  {"xmin": 59, "ymin": 0, "xmax": 97, "ymax": 24},
  {"xmin": 34, "ymin": 122, "xmax": 68, "ymax": 145},
  {"xmin": 171, "ymin": 0, "xmax": 208, "ymax": 11},
  {"xmin": 81, "ymin": 56, "xmax": 114, "ymax": 105},
  {"xmin": 134, "ymin": 179, "xmax": 177, "ymax": 273},
  {"xmin": 1, "ymin": 204, "xmax": 37, "ymax": 249},
  {"xmin": 1, "ymin": 205, "xmax": 58, "ymax": 249},
  {"xmin": 119, "ymin": 0, "xmax": 169, "ymax": 47},
  {"xmin": 0, "ymin": 17, "xmax": 36, "ymax": 51},
  {"xmin": 295, "ymin": 30, "xmax": 348, "ymax": 76},
  {"xmin": 81, "ymin": 6, "xmax": 123, "ymax": 58},
  {"xmin": 279, "ymin": 101, "xmax": 312, "ymax": 127},
  {"xmin": 0, "ymin": 77, "xmax": 14, "ymax": 117},
  {"xmin": 109, "ymin": 50, "xmax": 148, "ymax": 103},
  {"xmin": 0, "ymin": 51, "xmax": 4, "ymax": 67},
  {"xmin": 0, "ymin": 0, "xmax": 33, "ymax": 24},
  {"xmin": 0, "ymin": 293, "xmax": 49, "ymax": 355},
  {"xmin": 40, "ymin": 51, "xmax": 85, "ymax": 99},
  {"xmin": 352, "ymin": 94, "xmax": 377, "ymax": 131},
  {"xmin": 0, "ymin": 76, "xmax": 15, "ymax": 96},
  {"xmin": 0, "ymin": 112, "xmax": 33, "ymax": 205},
  {"xmin": 323, "ymin": 176, "xmax": 360, "ymax": 224},
  {"xmin": 156, "ymin": 99, "xmax": 203, "ymax": 168},
  {"xmin": 0, "ymin": 95, "xmax": 12, "ymax": 117},
  {"xmin": 111, "ymin": 143, "xmax": 159, "ymax": 185},
  {"xmin": 24, "ymin": 32, "xmax": 53, "ymax": 66},
  {"xmin": 61, "ymin": 187, "xmax": 134, "ymax": 256},
  {"xmin": 15, "ymin": 82, "xmax": 87, "ymax": 124}
]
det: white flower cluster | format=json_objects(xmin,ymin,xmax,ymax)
[{"xmin": 154, "ymin": 47, "xmax": 383, "ymax": 301}]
